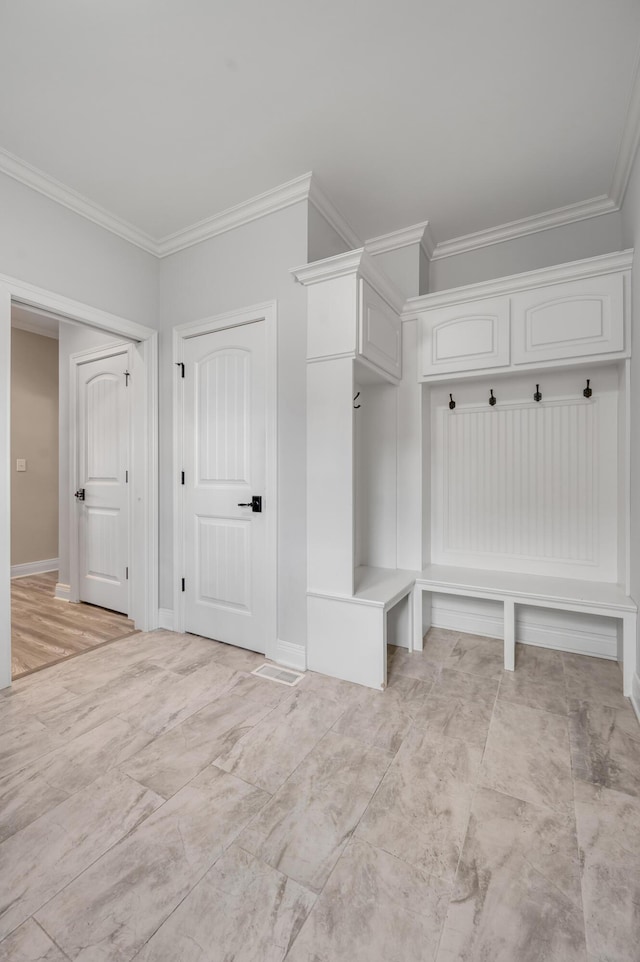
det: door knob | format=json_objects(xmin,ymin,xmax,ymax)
[
  {"xmin": 74, "ymin": 488, "xmax": 85, "ymax": 501},
  {"xmin": 237, "ymin": 496, "xmax": 262, "ymax": 513}
]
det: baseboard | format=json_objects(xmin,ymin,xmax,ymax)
[
  {"xmin": 431, "ymin": 597, "xmax": 618, "ymax": 660},
  {"xmin": 631, "ymin": 674, "xmax": 640, "ymax": 723},
  {"xmin": 54, "ymin": 582, "xmax": 71, "ymax": 601},
  {"xmin": 11, "ymin": 558, "xmax": 59, "ymax": 579},
  {"xmin": 275, "ymin": 639, "xmax": 307, "ymax": 671},
  {"xmin": 158, "ymin": 608, "xmax": 174, "ymax": 630}
]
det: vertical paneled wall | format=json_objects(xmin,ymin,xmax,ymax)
[{"xmin": 431, "ymin": 366, "xmax": 620, "ymax": 582}]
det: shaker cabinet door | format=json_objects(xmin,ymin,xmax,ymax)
[
  {"xmin": 511, "ymin": 274, "xmax": 624, "ymax": 364},
  {"xmin": 419, "ymin": 296, "xmax": 510, "ymax": 377}
]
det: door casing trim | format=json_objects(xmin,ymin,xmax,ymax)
[
  {"xmin": 0, "ymin": 274, "xmax": 158, "ymax": 690},
  {"xmin": 172, "ymin": 301, "xmax": 278, "ymax": 661}
]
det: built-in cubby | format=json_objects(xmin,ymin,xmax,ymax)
[{"xmin": 296, "ymin": 247, "xmax": 637, "ymax": 693}]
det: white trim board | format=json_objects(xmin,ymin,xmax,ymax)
[
  {"xmin": 429, "ymin": 596, "xmax": 618, "ymax": 660},
  {"xmin": 275, "ymin": 639, "xmax": 307, "ymax": 672},
  {"xmin": 0, "ymin": 275, "xmax": 159, "ymax": 691},
  {"xmin": 632, "ymin": 673, "xmax": 640, "ymax": 725},
  {"xmin": 158, "ymin": 608, "xmax": 174, "ymax": 631},
  {"xmin": 55, "ymin": 582, "xmax": 71, "ymax": 602},
  {"xmin": 11, "ymin": 558, "xmax": 59, "ymax": 578}
]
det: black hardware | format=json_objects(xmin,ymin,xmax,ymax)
[
  {"xmin": 124, "ymin": 370, "xmax": 130, "ymax": 387},
  {"xmin": 237, "ymin": 495, "xmax": 262, "ymax": 513},
  {"xmin": 489, "ymin": 389, "xmax": 497, "ymax": 406},
  {"xmin": 176, "ymin": 362, "xmax": 185, "ymax": 378},
  {"xmin": 353, "ymin": 392, "xmax": 361, "ymax": 409},
  {"xmin": 125, "ymin": 567, "xmax": 129, "ymax": 581},
  {"xmin": 181, "ymin": 578, "xmax": 185, "ymax": 592},
  {"xmin": 583, "ymin": 379, "xmax": 593, "ymax": 398},
  {"xmin": 74, "ymin": 488, "xmax": 85, "ymax": 501},
  {"xmin": 534, "ymin": 384, "xmax": 542, "ymax": 402},
  {"xmin": 449, "ymin": 394, "xmax": 456, "ymax": 410},
  {"xmin": 181, "ymin": 471, "xmax": 185, "ymax": 485},
  {"xmin": 125, "ymin": 470, "xmax": 129, "ymax": 483}
]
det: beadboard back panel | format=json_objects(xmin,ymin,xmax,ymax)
[{"xmin": 431, "ymin": 373, "xmax": 619, "ymax": 581}]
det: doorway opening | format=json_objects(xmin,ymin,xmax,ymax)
[
  {"xmin": 10, "ymin": 307, "xmax": 140, "ymax": 678},
  {"xmin": 0, "ymin": 276, "xmax": 159, "ymax": 690}
]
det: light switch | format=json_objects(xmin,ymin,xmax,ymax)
[{"xmin": 16, "ymin": 459, "xmax": 26, "ymax": 472}]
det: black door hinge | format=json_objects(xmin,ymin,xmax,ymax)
[
  {"xmin": 124, "ymin": 370, "xmax": 130, "ymax": 386},
  {"xmin": 176, "ymin": 362, "xmax": 185, "ymax": 378},
  {"xmin": 125, "ymin": 566, "xmax": 129, "ymax": 580},
  {"xmin": 125, "ymin": 470, "xmax": 129, "ymax": 483},
  {"xmin": 181, "ymin": 471, "xmax": 185, "ymax": 485},
  {"xmin": 181, "ymin": 577, "xmax": 185, "ymax": 592}
]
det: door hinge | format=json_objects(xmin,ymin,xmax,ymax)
[
  {"xmin": 181, "ymin": 471, "xmax": 185, "ymax": 485},
  {"xmin": 176, "ymin": 362, "xmax": 185, "ymax": 378},
  {"xmin": 125, "ymin": 470, "xmax": 129, "ymax": 483},
  {"xmin": 125, "ymin": 566, "xmax": 129, "ymax": 580},
  {"xmin": 124, "ymin": 370, "xmax": 130, "ymax": 386},
  {"xmin": 181, "ymin": 577, "xmax": 186, "ymax": 592}
]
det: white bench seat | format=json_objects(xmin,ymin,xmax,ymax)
[{"xmin": 413, "ymin": 564, "xmax": 637, "ymax": 696}]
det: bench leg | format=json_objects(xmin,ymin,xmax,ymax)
[
  {"xmin": 412, "ymin": 587, "xmax": 426, "ymax": 652},
  {"xmin": 621, "ymin": 612, "xmax": 637, "ymax": 698},
  {"xmin": 504, "ymin": 599, "xmax": 515, "ymax": 672}
]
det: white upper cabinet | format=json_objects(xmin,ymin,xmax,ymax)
[
  {"xmin": 511, "ymin": 274, "xmax": 624, "ymax": 364},
  {"xmin": 405, "ymin": 251, "xmax": 632, "ymax": 382},
  {"xmin": 358, "ymin": 280, "xmax": 402, "ymax": 379},
  {"xmin": 419, "ymin": 296, "xmax": 510, "ymax": 376}
]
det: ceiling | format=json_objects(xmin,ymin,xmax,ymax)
[{"xmin": 1, "ymin": 0, "xmax": 639, "ymax": 246}]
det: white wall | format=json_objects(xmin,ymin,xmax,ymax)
[
  {"xmin": 0, "ymin": 172, "xmax": 158, "ymax": 325},
  {"xmin": 158, "ymin": 202, "xmax": 309, "ymax": 653},
  {"xmin": 428, "ymin": 210, "xmax": 623, "ymax": 291},
  {"xmin": 621, "ymin": 145, "xmax": 640, "ymax": 698},
  {"xmin": 307, "ymin": 206, "xmax": 351, "ymax": 262}
]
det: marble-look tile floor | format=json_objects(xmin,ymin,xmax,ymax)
[{"xmin": 1, "ymin": 628, "xmax": 639, "ymax": 961}]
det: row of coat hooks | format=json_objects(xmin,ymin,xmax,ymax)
[{"xmin": 448, "ymin": 379, "xmax": 594, "ymax": 410}]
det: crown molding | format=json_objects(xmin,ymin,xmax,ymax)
[
  {"xmin": 156, "ymin": 172, "xmax": 314, "ymax": 257},
  {"xmin": 610, "ymin": 46, "xmax": 640, "ymax": 207},
  {"xmin": 0, "ymin": 147, "xmax": 157, "ymax": 254},
  {"xmin": 402, "ymin": 248, "xmax": 634, "ymax": 316},
  {"xmin": 365, "ymin": 220, "xmax": 431, "ymax": 256},
  {"xmin": 307, "ymin": 177, "xmax": 361, "ymax": 250},
  {"xmin": 292, "ymin": 247, "xmax": 405, "ymax": 313},
  {"xmin": 429, "ymin": 195, "xmax": 617, "ymax": 261}
]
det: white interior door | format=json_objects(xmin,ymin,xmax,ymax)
[
  {"xmin": 76, "ymin": 348, "xmax": 131, "ymax": 614},
  {"xmin": 182, "ymin": 321, "xmax": 268, "ymax": 652}
]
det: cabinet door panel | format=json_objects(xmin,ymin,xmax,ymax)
[
  {"xmin": 358, "ymin": 280, "xmax": 401, "ymax": 379},
  {"xmin": 420, "ymin": 296, "xmax": 510, "ymax": 376},
  {"xmin": 512, "ymin": 274, "xmax": 624, "ymax": 364}
]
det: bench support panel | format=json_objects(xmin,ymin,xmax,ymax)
[{"xmin": 503, "ymin": 599, "xmax": 515, "ymax": 672}]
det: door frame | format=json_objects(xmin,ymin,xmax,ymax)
[
  {"xmin": 69, "ymin": 340, "xmax": 135, "ymax": 612},
  {"xmin": 172, "ymin": 301, "xmax": 278, "ymax": 661},
  {"xmin": 0, "ymin": 273, "xmax": 159, "ymax": 690}
]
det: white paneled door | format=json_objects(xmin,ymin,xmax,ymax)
[
  {"xmin": 182, "ymin": 321, "xmax": 268, "ymax": 653},
  {"xmin": 76, "ymin": 348, "xmax": 131, "ymax": 614}
]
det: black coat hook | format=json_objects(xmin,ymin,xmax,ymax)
[
  {"xmin": 489, "ymin": 389, "xmax": 496, "ymax": 407},
  {"xmin": 353, "ymin": 391, "xmax": 361, "ymax": 409},
  {"xmin": 583, "ymin": 379, "xmax": 593, "ymax": 399},
  {"xmin": 449, "ymin": 394, "xmax": 456, "ymax": 410},
  {"xmin": 534, "ymin": 384, "xmax": 542, "ymax": 402}
]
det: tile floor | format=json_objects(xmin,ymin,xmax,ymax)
[{"xmin": 0, "ymin": 627, "xmax": 639, "ymax": 961}]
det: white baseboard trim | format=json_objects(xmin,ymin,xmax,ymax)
[
  {"xmin": 431, "ymin": 601, "xmax": 617, "ymax": 660},
  {"xmin": 54, "ymin": 582, "xmax": 71, "ymax": 602},
  {"xmin": 11, "ymin": 558, "xmax": 59, "ymax": 579},
  {"xmin": 631, "ymin": 674, "xmax": 640, "ymax": 722},
  {"xmin": 158, "ymin": 608, "xmax": 174, "ymax": 631},
  {"xmin": 275, "ymin": 639, "xmax": 307, "ymax": 671}
]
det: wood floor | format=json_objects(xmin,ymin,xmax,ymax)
[{"xmin": 11, "ymin": 571, "xmax": 136, "ymax": 678}]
